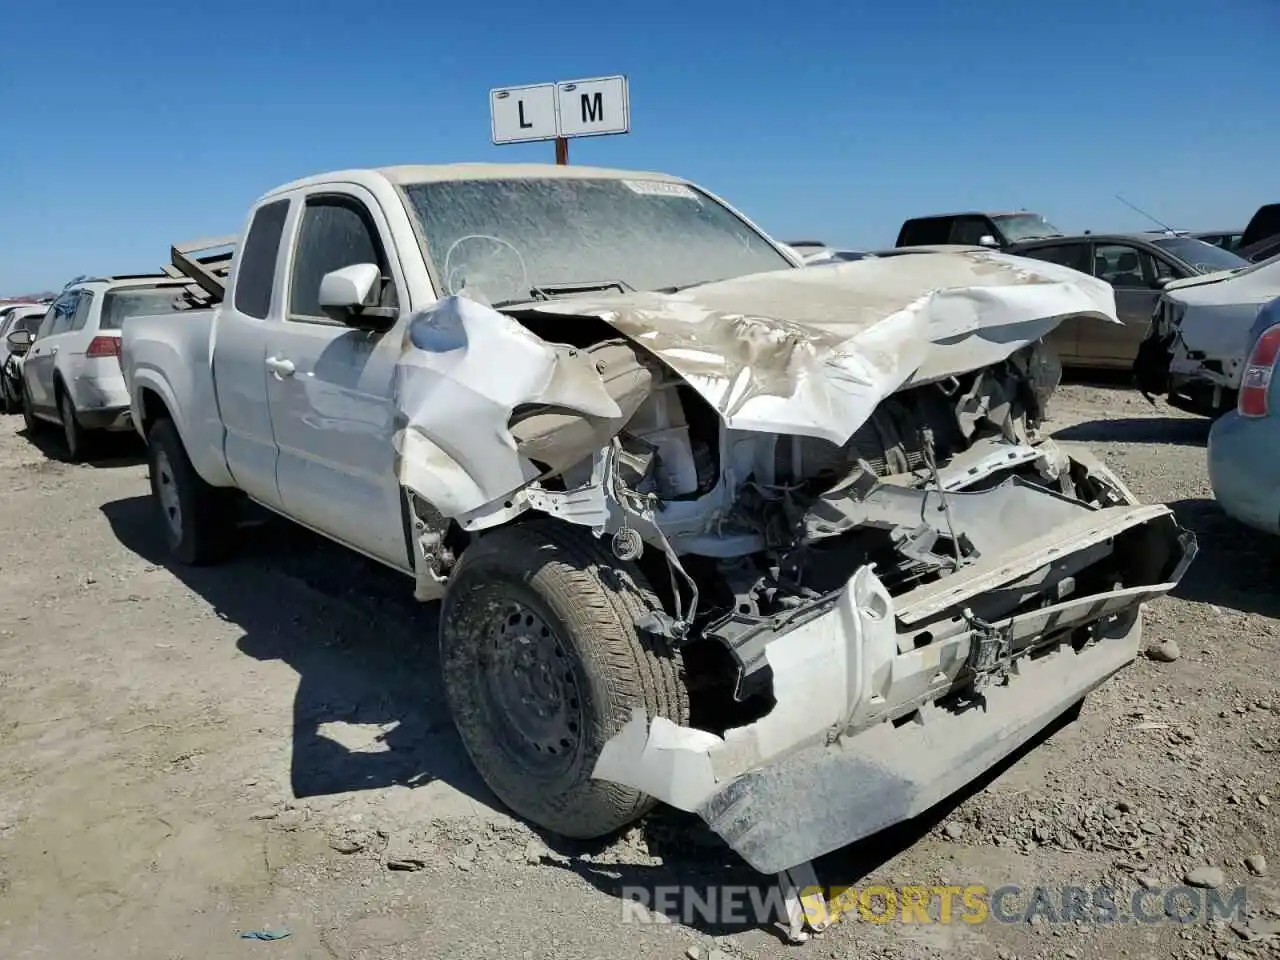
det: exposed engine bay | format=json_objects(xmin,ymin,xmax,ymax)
[{"xmin": 418, "ymin": 325, "xmax": 1191, "ymax": 736}]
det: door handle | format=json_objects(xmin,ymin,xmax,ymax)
[{"xmin": 265, "ymin": 356, "xmax": 296, "ymax": 378}]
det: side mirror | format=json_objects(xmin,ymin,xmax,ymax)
[
  {"xmin": 6, "ymin": 328, "xmax": 33, "ymax": 353},
  {"xmin": 318, "ymin": 263, "xmax": 395, "ymax": 330},
  {"xmin": 978, "ymin": 235, "xmax": 999, "ymax": 248},
  {"xmin": 1151, "ymin": 277, "xmax": 1172, "ymax": 291}
]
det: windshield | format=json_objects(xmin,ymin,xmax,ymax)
[
  {"xmin": 992, "ymin": 213, "xmax": 1062, "ymax": 242},
  {"xmin": 400, "ymin": 177, "xmax": 793, "ymax": 307},
  {"xmin": 13, "ymin": 311, "xmax": 45, "ymax": 334},
  {"xmin": 100, "ymin": 287, "xmax": 188, "ymax": 330},
  {"xmin": 1151, "ymin": 237, "xmax": 1249, "ymax": 274}
]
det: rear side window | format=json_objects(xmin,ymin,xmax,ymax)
[
  {"xmin": 100, "ymin": 288, "xmax": 188, "ymax": 330},
  {"xmin": 234, "ymin": 199, "xmax": 290, "ymax": 320},
  {"xmin": 898, "ymin": 218, "xmax": 952, "ymax": 246}
]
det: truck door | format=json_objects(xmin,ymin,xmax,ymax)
[
  {"xmin": 264, "ymin": 187, "xmax": 413, "ymax": 570},
  {"xmin": 211, "ymin": 198, "xmax": 291, "ymax": 510}
]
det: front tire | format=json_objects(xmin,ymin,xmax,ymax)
[
  {"xmin": 440, "ymin": 519, "xmax": 689, "ymax": 839},
  {"xmin": 147, "ymin": 418, "xmax": 236, "ymax": 565}
]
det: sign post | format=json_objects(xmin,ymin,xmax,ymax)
[{"xmin": 490, "ymin": 75, "xmax": 630, "ymax": 164}]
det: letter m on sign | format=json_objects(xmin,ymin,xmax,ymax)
[{"xmin": 581, "ymin": 92, "xmax": 604, "ymax": 123}]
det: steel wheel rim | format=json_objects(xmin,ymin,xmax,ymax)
[
  {"xmin": 153, "ymin": 449, "xmax": 182, "ymax": 539},
  {"xmin": 479, "ymin": 596, "xmax": 583, "ymax": 777}
]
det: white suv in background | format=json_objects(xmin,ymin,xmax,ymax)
[{"xmin": 20, "ymin": 276, "xmax": 192, "ymax": 459}]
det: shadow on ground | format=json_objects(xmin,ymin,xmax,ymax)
[
  {"xmin": 1060, "ymin": 368, "xmax": 1137, "ymax": 390},
  {"xmin": 101, "ymin": 492, "xmax": 1089, "ymax": 941},
  {"xmin": 1167, "ymin": 497, "xmax": 1280, "ymax": 618},
  {"xmin": 100, "ymin": 494, "xmax": 494, "ymax": 808},
  {"xmin": 21, "ymin": 421, "xmax": 146, "ymax": 468},
  {"xmin": 1051, "ymin": 416, "xmax": 1210, "ymax": 448}
]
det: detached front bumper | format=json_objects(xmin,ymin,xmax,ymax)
[{"xmin": 594, "ymin": 480, "xmax": 1196, "ymax": 875}]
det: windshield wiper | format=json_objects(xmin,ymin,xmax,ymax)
[
  {"xmin": 528, "ymin": 279, "xmax": 635, "ymax": 300},
  {"xmin": 653, "ymin": 279, "xmax": 715, "ymax": 294}
]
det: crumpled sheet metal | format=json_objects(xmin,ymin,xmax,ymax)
[
  {"xmin": 390, "ymin": 253, "xmax": 1116, "ymax": 518},
  {"xmin": 593, "ymin": 566, "xmax": 895, "ymax": 813},
  {"xmin": 527, "ymin": 250, "xmax": 1119, "ymax": 445},
  {"xmin": 1167, "ymin": 257, "xmax": 1280, "ymax": 357},
  {"xmin": 391, "ymin": 295, "xmax": 623, "ymax": 518}
]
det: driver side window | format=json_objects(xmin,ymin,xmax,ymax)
[{"xmin": 288, "ymin": 196, "xmax": 399, "ymax": 323}]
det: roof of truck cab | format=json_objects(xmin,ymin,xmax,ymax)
[
  {"xmin": 903, "ymin": 211, "xmax": 1040, "ymax": 221},
  {"xmin": 266, "ymin": 163, "xmax": 688, "ymax": 196}
]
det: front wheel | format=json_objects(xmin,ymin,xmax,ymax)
[
  {"xmin": 440, "ymin": 519, "xmax": 689, "ymax": 839},
  {"xmin": 147, "ymin": 418, "xmax": 236, "ymax": 565}
]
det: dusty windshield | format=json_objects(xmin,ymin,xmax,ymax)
[
  {"xmin": 993, "ymin": 213, "xmax": 1062, "ymax": 242},
  {"xmin": 400, "ymin": 177, "xmax": 793, "ymax": 307}
]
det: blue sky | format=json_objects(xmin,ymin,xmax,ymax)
[{"xmin": 1, "ymin": 0, "xmax": 1276, "ymax": 293}]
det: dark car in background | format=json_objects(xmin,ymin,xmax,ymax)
[
  {"xmin": 895, "ymin": 210, "xmax": 1062, "ymax": 249},
  {"xmin": 1237, "ymin": 203, "xmax": 1280, "ymax": 263},
  {"xmin": 1192, "ymin": 230, "xmax": 1244, "ymax": 252},
  {"xmin": 1008, "ymin": 232, "xmax": 1248, "ymax": 368}
]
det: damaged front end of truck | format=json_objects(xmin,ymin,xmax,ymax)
[{"xmin": 390, "ymin": 251, "xmax": 1196, "ymax": 910}]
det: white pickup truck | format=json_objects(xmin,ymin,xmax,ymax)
[{"xmin": 121, "ymin": 163, "xmax": 1194, "ymax": 903}]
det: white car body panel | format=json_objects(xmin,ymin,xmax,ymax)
[{"xmin": 1158, "ymin": 255, "xmax": 1280, "ymax": 391}]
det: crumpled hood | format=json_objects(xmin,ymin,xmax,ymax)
[
  {"xmin": 521, "ymin": 249, "xmax": 1117, "ymax": 444},
  {"xmin": 1162, "ymin": 267, "xmax": 1242, "ymax": 292},
  {"xmin": 1165, "ymin": 256, "xmax": 1280, "ymax": 309}
]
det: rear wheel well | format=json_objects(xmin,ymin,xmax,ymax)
[{"xmin": 137, "ymin": 387, "xmax": 171, "ymax": 438}]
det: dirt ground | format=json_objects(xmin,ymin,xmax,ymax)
[{"xmin": 0, "ymin": 381, "xmax": 1277, "ymax": 960}]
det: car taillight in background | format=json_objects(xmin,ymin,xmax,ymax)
[
  {"xmin": 85, "ymin": 336, "xmax": 121, "ymax": 359},
  {"xmin": 1237, "ymin": 324, "xmax": 1280, "ymax": 417}
]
